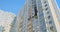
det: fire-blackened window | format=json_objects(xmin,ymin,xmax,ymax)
[{"xmin": 34, "ymin": 6, "xmax": 37, "ymax": 16}]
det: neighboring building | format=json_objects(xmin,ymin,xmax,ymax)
[
  {"xmin": 0, "ymin": 10, "xmax": 16, "ymax": 32},
  {"xmin": 0, "ymin": 25, "xmax": 4, "ymax": 32},
  {"xmin": 10, "ymin": 17, "xmax": 18, "ymax": 32},
  {"xmin": 16, "ymin": 0, "xmax": 60, "ymax": 32}
]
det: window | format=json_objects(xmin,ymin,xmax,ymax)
[
  {"xmin": 34, "ymin": 6, "xmax": 38, "ymax": 19},
  {"xmin": 47, "ymin": 11, "xmax": 49, "ymax": 14},
  {"xmin": 44, "ymin": 1, "xmax": 47, "ymax": 3},
  {"xmin": 45, "ymin": 8, "xmax": 48, "ymax": 10},
  {"xmin": 33, "ymin": 0, "xmax": 38, "ymax": 17},
  {"xmin": 50, "ymin": 26, "xmax": 54, "ymax": 31},
  {"xmin": 48, "ymin": 15, "xmax": 50, "ymax": 19},
  {"xmin": 49, "ymin": 21, "xmax": 52, "ymax": 24},
  {"xmin": 32, "ymin": 16, "xmax": 34, "ymax": 18},
  {"xmin": 45, "ymin": 4, "xmax": 47, "ymax": 7},
  {"xmin": 43, "ymin": 29, "xmax": 47, "ymax": 32},
  {"xmin": 28, "ymin": 16, "xmax": 31, "ymax": 20},
  {"xmin": 34, "ymin": 6, "xmax": 38, "ymax": 16}
]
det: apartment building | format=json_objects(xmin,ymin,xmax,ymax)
[
  {"xmin": 0, "ymin": 10, "xmax": 16, "ymax": 32},
  {"xmin": 16, "ymin": 0, "xmax": 60, "ymax": 32}
]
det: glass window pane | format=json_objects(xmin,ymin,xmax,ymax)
[{"xmin": 49, "ymin": 21, "xmax": 52, "ymax": 24}]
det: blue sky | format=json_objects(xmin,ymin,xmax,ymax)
[
  {"xmin": 0, "ymin": 0, "xmax": 25, "ymax": 15},
  {"xmin": 0, "ymin": 0, "xmax": 60, "ymax": 15}
]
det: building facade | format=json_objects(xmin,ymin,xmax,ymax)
[
  {"xmin": 16, "ymin": 0, "xmax": 60, "ymax": 32},
  {"xmin": 0, "ymin": 10, "xmax": 16, "ymax": 32}
]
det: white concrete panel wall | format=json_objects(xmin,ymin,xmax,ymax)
[
  {"xmin": 0, "ymin": 10, "xmax": 16, "ymax": 32},
  {"xmin": 47, "ymin": 0, "xmax": 60, "ymax": 32}
]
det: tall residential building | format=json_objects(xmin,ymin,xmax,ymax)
[
  {"xmin": 16, "ymin": 0, "xmax": 60, "ymax": 32},
  {"xmin": 10, "ymin": 17, "xmax": 17, "ymax": 32},
  {"xmin": 0, "ymin": 10, "xmax": 16, "ymax": 32}
]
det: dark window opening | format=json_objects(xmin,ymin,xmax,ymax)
[
  {"xmin": 44, "ymin": 1, "xmax": 47, "ymax": 3},
  {"xmin": 34, "ymin": 6, "xmax": 38, "ymax": 18},
  {"xmin": 32, "ymin": 0, "xmax": 38, "ymax": 18},
  {"xmin": 45, "ymin": 8, "xmax": 48, "ymax": 10},
  {"xmin": 48, "ymin": 16, "xmax": 50, "ymax": 19},
  {"xmin": 28, "ymin": 16, "xmax": 31, "ymax": 20},
  {"xmin": 34, "ymin": 6, "xmax": 37, "ymax": 16},
  {"xmin": 45, "ymin": 4, "xmax": 47, "ymax": 7},
  {"xmin": 32, "ymin": 16, "xmax": 34, "ymax": 18},
  {"xmin": 50, "ymin": 26, "xmax": 54, "ymax": 31}
]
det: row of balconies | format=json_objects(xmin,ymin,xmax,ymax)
[{"xmin": 43, "ymin": 0, "xmax": 57, "ymax": 32}]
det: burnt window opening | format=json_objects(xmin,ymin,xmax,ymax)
[
  {"xmin": 34, "ymin": 6, "xmax": 38, "ymax": 19},
  {"xmin": 32, "ymin": 0, "xmax": 38, "ymax": 18},
  {"xmin": 34, "ymin": 6, "xmax": 37, "ymax": 16}
]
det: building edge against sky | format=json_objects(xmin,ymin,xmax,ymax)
[
  {"xmin": 12, "ymin": 0, "xmax": 60, "ymax": 32},
  {"xmin": 0, "ymin": 10, "xmax": 16, "ymax": 16},
  {"xmin": 0, "ymin": 10, "xmax": 16, "ymax": 32}
]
